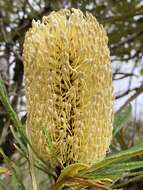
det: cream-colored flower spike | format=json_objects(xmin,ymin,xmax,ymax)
[{"xmin": 23, "ymin": 8, "xmax": 114, "ymax": 167}]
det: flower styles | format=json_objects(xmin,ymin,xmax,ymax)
[{"xmin": 23, "ymin": 8, "xmax": 114, "ymax": 168}]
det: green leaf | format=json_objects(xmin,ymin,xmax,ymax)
[
  {"xmin": 81, "ymin": 143, "xmax": 143, "ymax": 176},
  {"xmin": 57, "ymin": 163, "xmax": 89, "ymax": 182},
  {"xmin": 111, "ymin": 171, "xmax": 143, "ymax": 189},
  {"xmin": 86, "ymin": 161, "xmax": 143, "ymax": 180},
  {"xmin": 0, "ymin": 80, "xmax": 24, "ymax": 136},
  {"xmin": 0, "ymin": 80, "xmax": 8, "ymax": 98},
  {"xmin": 113, "ymin": 104, "xmax": 132, "ymax": 136},
  {"xmin": 78, "ymin": 144, "xmax": 143, "ymax": 189}
]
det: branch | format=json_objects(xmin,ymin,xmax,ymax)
[
  {"xmin": 111, "ymin": 50, "xmax": 142, "ymax": 62},
  {"xmin": 115, "ymin": 86, "xmax": 142, "ymax": 99},
  {"xmin": 102, "ymin": 6, "xmax": 143, "ymax": 22},
  {"xmin": 116, "ymin": 85, "xmax": 143, "ymax": 114},
  {"xmin": 113, "ymin": 72, "xmax": 138, "ymax": 80}
]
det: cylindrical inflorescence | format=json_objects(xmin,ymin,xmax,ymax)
[{"xmin": 23, "ymin": 8, "xmax": 114, "ymax": 167}]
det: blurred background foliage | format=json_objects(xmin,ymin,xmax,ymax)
[{"xmin": 0, "ymin": 0, "xmax": 143, "ymax": 189}]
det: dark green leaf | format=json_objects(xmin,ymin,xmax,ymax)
[{"xmin": 113, "ymin": 104, "xmax": 132, "ymax": 136}]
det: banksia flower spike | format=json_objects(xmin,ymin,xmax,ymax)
[{"xmin": 23, "ymin": 8, "xmax": 114, "ymax": 168}]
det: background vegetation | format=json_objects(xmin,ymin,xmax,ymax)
[{"xmin": 0, "ymin": 0, "xmax": 143, "ymax": 189}]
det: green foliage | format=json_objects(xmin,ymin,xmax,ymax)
[
  {"xmin": 0, "ymin": 80, "xmax": 25, "ymax": 138},
  {"xmin": 56, "ymin": 143, "xmax": 143, "ymax": 189},
  {"xmin": 113, "ymin": 104, "xmax": 132, "ymax": 136}
]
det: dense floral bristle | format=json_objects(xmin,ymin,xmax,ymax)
[{"xmin": 23, "ymin": 8, "xmax": 114, "ymax": 167}]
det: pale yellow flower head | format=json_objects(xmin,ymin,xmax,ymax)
[{"xmin": 23, "ymin": 8, "xmax": 114, "ymax": 167}]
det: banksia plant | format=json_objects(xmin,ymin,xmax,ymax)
[{"xmin": 23, "ymin": 8, "xmax": 114, "ymax": 168}]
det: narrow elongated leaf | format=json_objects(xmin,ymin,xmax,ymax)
[
  {"xmin": 113, "ymin": 104, "xmax": 132, "ymax": 136},
  {"xmin": 0, "ymin": 80, "xmax": 8, "ymax": 98},
  {"xmin": 81, "ymin": 143, "xmax": 143, "ymax": 175},
  {"xmin": 10, "ymin": 125, "xmax": 27, "ymax": 154},
  {"xmin": 0, "ymin": 80, "xmax": 24, "ymax": 136},
  {"xmin": 111, "ymin": 171, "xmax": 143, "ymax": 189},
  {"xmin": 86, "ymin": 161, "xmax": 143, "ymax": 179}
]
